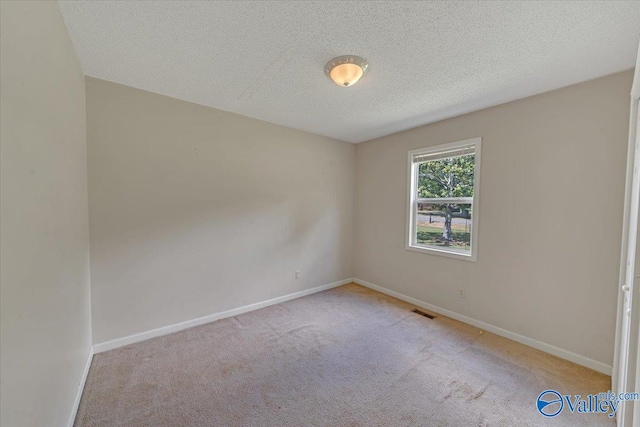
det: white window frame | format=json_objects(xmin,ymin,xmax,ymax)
[{"xmin": 406, "ymin": 137, "xmax": 481, "ymax": 262}]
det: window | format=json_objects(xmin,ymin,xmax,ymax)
[{"xmin": 406, "ymin": 138, "xmax": 481, "ymax": 261}]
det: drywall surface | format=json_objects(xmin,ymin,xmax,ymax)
[
  {"xmin": 86, "ymin": 78, "xmax": 354, "ymax": 344},
  {"xmin": 0, "ymin": 1, "xmax": 92, "ymax": 426},
  {"xmin": 354, "ymin": 70, "xmax": 632, "ymax": 367}
]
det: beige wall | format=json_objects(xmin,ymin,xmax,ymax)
[
  {"xmin": 354, "ymin": 70, "xmax": 633, "ymax": 367},
  {"xmin": 0, "ymin": 2, "xmax": 92, "ymax": 426},
  {"xmin": 86, "ymin": 78, "xmax": 354, "ymax": 344}
]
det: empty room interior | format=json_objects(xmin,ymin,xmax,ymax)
[{"xmin": 4, "ymin": 1, "xmax": 640, "ymax": 426}]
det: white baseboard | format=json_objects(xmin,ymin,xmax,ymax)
[
  {"xmin": 353, "ymin": 277, "xmax": 613, "ymax": 376},
  {"xmin": 93, "ymin": 278, "xmax": 353, "ymax": 354},
  {"xmin": 67, "ymin": 346, "xmax": 94, "ymax": 427},
  {"xmin": 92, "ymin": 276, "xmax": 610, "ymax": 373}
]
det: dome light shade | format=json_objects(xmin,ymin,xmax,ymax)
[{"xmin": 325, "ymin": 56, "xmax": 369, "ymax": 87}]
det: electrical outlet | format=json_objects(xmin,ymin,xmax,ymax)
[
  {"xmin": 458, "ymin": 289, "xmax": 465, "ymax": 298},
  {"xmin": 295, "ymin": 270, "xmax": 301, "ymax": 279}
]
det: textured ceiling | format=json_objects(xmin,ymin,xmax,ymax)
[{"xmin": 57, "ymin": 1, "xmax": 640, "ymax": 143}]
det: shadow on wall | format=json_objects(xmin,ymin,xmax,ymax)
[
  {"xmin": 89, "ymin": 180, "xmax": 349, "ymax": 343},
  {"xmin": 86, "ymin": 77, "xmax": 354, "ymax": 344}
]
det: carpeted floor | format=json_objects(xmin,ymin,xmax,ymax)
[{"xmin": 75, "ymin": 283, "xmax": 613, "ymax": 426}]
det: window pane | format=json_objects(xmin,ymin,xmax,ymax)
[
  {"xmin": 416, "ymin": 154, "xmax": 475, "ymax": 199},
  {"xmin": 415, "ymin": 203, "xmax": 472, "ymax": 253}
]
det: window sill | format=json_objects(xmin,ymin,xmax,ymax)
[{"xmin": 405, "ymin": 243, "xmax": 477, "ymax": 262}]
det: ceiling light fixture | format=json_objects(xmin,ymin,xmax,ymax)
[{"xmin": 324, "ymin": 55, "xmax": 369, "ymax": 87}]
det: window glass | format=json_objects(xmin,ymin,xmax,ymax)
[{"xmin": 407, "ymin": 139, "xmax": 480, "ymax": 260}]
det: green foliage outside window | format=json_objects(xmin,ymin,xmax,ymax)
[{"xmin": 417, "ymin": 154, "xmax": 475, "ymax": 245}]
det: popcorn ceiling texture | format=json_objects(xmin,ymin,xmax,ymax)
[{"xmin": 56, "ymin": 1, "xmax": 640, "ymax": 143}]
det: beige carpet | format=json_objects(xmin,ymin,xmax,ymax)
[{"xmin": 75, "ymin": 283, "xmax": 612, "ymax": 426}]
